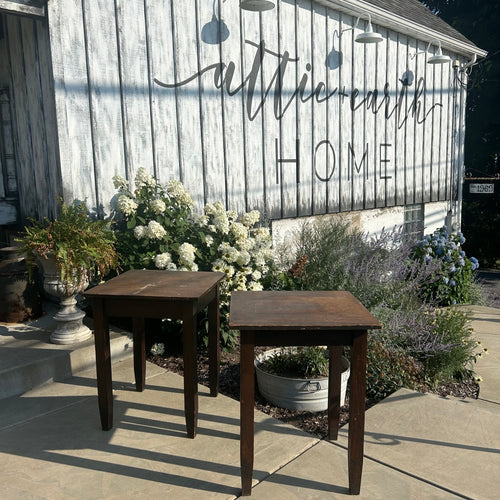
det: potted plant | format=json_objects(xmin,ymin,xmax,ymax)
[
  {"xmin": 255, "ymin": 346, "xmax": 351, "ymax": 411},
  {"xmin": 256, "ymin": 256, "xmax": 350, "ymax": 411},
  {"xmin": 18, "ymin": 199, "xmax": 119, "ymax": 344}
]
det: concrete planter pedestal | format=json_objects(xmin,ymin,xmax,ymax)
[{"xmin": 39, "ymin": 255, "xmax": 92, "ymax": 345}]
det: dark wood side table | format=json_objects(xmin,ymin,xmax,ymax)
[
  {"xmin": 229, "ymin": 291, "xmax": 381, "ymax": 496},
  {"xmin": 85, "ymin": 269, "xmax": 224, "ymax": 438}
]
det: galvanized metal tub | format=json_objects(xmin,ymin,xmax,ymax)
[{"xmin": 255, "ymin": 348, "xmax": 350, "ymax": 412}]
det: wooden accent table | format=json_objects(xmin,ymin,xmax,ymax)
[
  {"xmin": 85, "ymin": 269, "xmax": 224, "ymax": 438},
  {"xmin": 229, "ymin": 291, "xmax": 381, "ymax": 496}
]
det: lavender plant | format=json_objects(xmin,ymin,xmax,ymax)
[
  {"xmin": 421, "ymin": 308, "xmax": 485, "ymax": 383},
  {"xmin": 288, "ymin": 219, "xmax": 438, "ymax": 310}
]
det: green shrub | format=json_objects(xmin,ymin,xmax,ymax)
[
  {"xmin": 422, "ymin": 308, "xmax": 484, "ymax": 384},
  {"xmin": 366, "ymin": 337, "xmax": 423, "ymax": 402}
]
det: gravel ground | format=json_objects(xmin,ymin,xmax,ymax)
[
  {"xmin": 477, "ymin": 269, "xmax": 500, "ymax": 309},
  {"xmin": 149, "ymin": 347, "xmax": 479, "ymax": 439}
]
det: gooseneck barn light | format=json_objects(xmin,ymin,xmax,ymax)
[
  {"xmin": 428, "ymin": 40, "xmax": 452, "ymax": 64},
  {"xmin": 410, "ymin": 40, "xmax": 452, "ymax": 65},
  {"xmin": 355, "ymin": 13, "xmax": 383, "ymax": 44},
  {"xmin": 240, "ymin": 0, "xmax": 275, "ymax": 11}
]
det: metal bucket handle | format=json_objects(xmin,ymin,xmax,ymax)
[{"xmin": 305, "ymin": 380, "xmax": 322, "ymax": 392}]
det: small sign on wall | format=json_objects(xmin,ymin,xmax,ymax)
[{"xmin": 469, "ymin": 183, "xmax": 494, "ymax": 194}]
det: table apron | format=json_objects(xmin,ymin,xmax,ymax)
[
  {"xmin": 90, "ymin": 291, "xmax": 216, "ymax": 320},
  {"xmin": 239, "ymin": 330, "xmax": 365, "ymax": 347}
]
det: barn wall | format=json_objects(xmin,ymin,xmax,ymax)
[
  {"xmin": 271, "ymin": 200, "xmax": 452, "ymax": 252},
  {"xmin": 2, "ymin": 13, "xmax": 60, "ymax": 222},
  {"xmin": 46, "ymin": 0, "xmax": 467, "ymax": 220}
]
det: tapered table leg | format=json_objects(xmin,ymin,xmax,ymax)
[
  {"xmin": 183, "ymin": 310, "xmax": 198, "ymax": 438},
  {"xmin": 328, "ymin": 345, "xmax": 343, "ymax": 440},
  {"xmin": 240, "ymin": 334, "xmax": 255, "ymax": 496},
  {"xmin": 208, "ymin": 286, "xmax": 220, "ymax": 397},
  {"xmin": 348, "ymin": 331, "xmax": 367, "ymax": 495},
  {"xmin": 133, "ymin": 317, "xmax": 146, "ymax": 392},
  {"xmin": 92, "ymin": 299, "xmax": 113, "ymax": 430}
]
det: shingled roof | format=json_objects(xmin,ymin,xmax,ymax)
[{"xmin": 362, "ymin": 0, "xmax": 479, "ymax": 48}]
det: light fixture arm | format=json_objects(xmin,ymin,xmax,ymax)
[
  {"xmin": 410, "ymin": 41, "xmax": 432, "ymax": 60},
  {"xmin": 462, "ymin": 53, "xmax": 477, "ymax": 70},
  {"xmin": 332, "ymin": 16, "xmax": 360, "ymax": 40}
]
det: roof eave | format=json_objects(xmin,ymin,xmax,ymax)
[
  {"xmin": 0, "ymin": 0, "xmax": 46, "ymax": 18},
  {"xmin": 316, "ymin": 0, "xmax": 488, "ymax": 59}
]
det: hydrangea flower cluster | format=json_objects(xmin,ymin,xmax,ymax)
[
  {"xmin": 197, "ymin": 202, "xmax": 272, "ymax": 296},
  {"xmin": 112, "ymin": 168, "xmax": 274, "ymax": 348},
  {"xmin": 412, "ymin": 227, "xmax": 479, "ymax": 305},
  {"xmin": 187, "ymin": 202, "xmax": 273, "ymax": 342},
  {"xmin": 112, "ymin": 168, "xmax": 195, "ymax": 273}
]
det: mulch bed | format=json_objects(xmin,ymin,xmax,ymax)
[{"xmin": 148, "ymin": 345, "xmax": 479, "ymax": 439}]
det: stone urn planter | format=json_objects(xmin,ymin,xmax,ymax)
[
  {"xmin": 255, "ymin": 347, "xmax": 350, "ymax": 412},
  {"xmin": 39, "ymin": 254, "xmax": 92, "ymax": 344},
  {"xmin": 17, "ymin": 199, "xmax": 119, "ymax": 345}
]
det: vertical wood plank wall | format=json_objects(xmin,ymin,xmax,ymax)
[
  {"xmin": 13, "ymin": 0, "xmax": 465, "ymax": 221},
  {"xmin": 3, "ymin": 13, "xmax": 60, "ymax": 220}
]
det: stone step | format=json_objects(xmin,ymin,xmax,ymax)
[{"xmin": 0, "ymin": 305, "xmax": 133, "ymax": 400}]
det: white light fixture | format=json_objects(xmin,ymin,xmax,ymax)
[
  {"xmin": 240, "ymin": 0, "xmax": 275, "ymax": 11},
  {"xmin": 355, "ymin": 13, "xmax": 383, "ymax": 44},
  {"xmin": 428, "ymin": 41, "xmax": 452, "ymax": 65}
]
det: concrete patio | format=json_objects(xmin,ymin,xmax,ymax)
[{"xmin": 0, "ymin": 305, "xmax": 499, "ymax": 499}]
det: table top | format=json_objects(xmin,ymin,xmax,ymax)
[
  {"xmin": 85, "ymin": 269, "xmax": 225, "ymax": 301},
  {"xmin": 229, "ymin": 291, "xmax": 381, "ymax": 330}
]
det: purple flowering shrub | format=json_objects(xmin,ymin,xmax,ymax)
[
  {"xmin": 290, "ymin": 220, "xmax": 439, "ymax": 310},
  {"xmin": 275, "ymin": 219, "xmax": 485, "ymax": 400},
  {"xmin": 374, "ymin": 305, "xmax": 456, "ymax": 360},
  {"xmin": 411, "ymin": 227, "xmax": 479, "ymax": 306}
]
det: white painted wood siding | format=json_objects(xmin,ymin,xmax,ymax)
[{"xmin": 42, "ymin": 0, "xmax": 465, "ymax": 220}]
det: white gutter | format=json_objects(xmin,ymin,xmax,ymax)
[{"xmin": 315, "ymin": 0, "xmax": 488, "ymax": 59}]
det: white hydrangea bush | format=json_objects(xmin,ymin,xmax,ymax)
[{"xmin": 112, "ymin": 168, "xmax": 274, "ymax": 348}]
